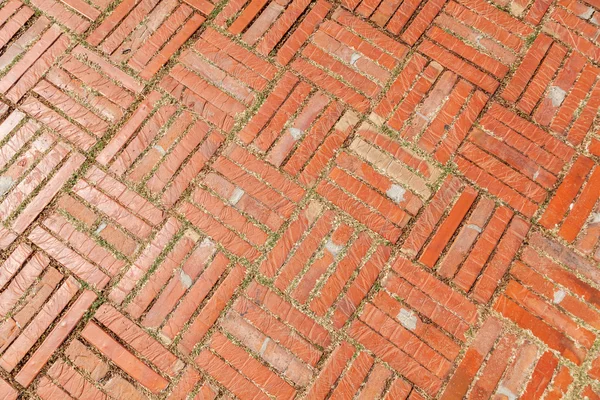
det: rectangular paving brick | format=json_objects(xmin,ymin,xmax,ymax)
[{"xmin": 0, "ymin": 0, "xmax": 597, "ymax": 398}]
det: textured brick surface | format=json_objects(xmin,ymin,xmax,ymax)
[{"xmin": 0, "ymin": 0, "xmax": 598, "ymax": 398}]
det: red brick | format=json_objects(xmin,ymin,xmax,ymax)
[
  {"xmin": 0, "ymin": 24, "xmax": 70, "ymax": 102},
  {"xmin": 350, "ymin": 319, "xmax": 443, "ymax": 396},
  {"xmin": 81, "ymin": 321, "xmax": 169, "ymax": 393},
  {"xmin": 196, "ymin": 349, "xmax": 269, "ymax": 400},
  {"xmin": 0, "ymin": 0, "xmax": 595, "ymax": 396},
  {"xmin": 46, "ymin": 359, "xmax": 106, "ymax": 399},
  {"xmin": 419, "ymin": 187, "xmax": 477, "ymax": 267},
  {"xmin": 14, "ymin": 290, "xmax": 96, "ymax": 387},
  {"xmin": 440, "ymin": 317, "xmax": 503, "ymax": 399},
  {"xmin": 29, "ymin": 226, "xmax": 111, "ymax": 289},
  {"xmin": 65, "ymin": 339, "xmax": 109, "ymax": 381},
  {"xmin": 521, "ymin": 351, "xmax": 559, "ymax": 400},
  {"xmin": 305, "ymin": 341, "xmax": 354, "ymax": 399},
  {"xmin": 177, "ymin": 264, "xmax": 246, "ymax": 354},
  {"xmin": 95, "ymin": 304, "xmax": 183, "ymax": 376}
]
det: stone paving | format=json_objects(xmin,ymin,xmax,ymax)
[{"xmin": 0, "ymin": 0, "xmax": 598, "ymax": 397}]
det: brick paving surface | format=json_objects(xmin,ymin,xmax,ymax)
[{"xmin": 0, "ymin": 0, "xmax": 597, "ymax": 397}]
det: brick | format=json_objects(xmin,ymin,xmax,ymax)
[
  {"xmin": 521, "ymin": 351, "xmax": 559, "ymax": 400},
  {"xmin": 130, "ymin": 8, "xmax": 205, "ymax": 80},
  {"xmin": 457, "ymin": 103, "xmax": 573, "ymax": 217},
  {"xmin": 29, "ymin": 226, "xmax": 111, "ymax": 289},
  {"xmin": 471, "ymin": 215, "xmax": 530, "ymax": 302},
  {"xmin": 104, "ymin": 375, "xmax": 148, "ymax": 399},
  {"xmin": 305, "ymin": 341, "xmax": 354, "ymax": 399},
  {"xmin": 329, "ymin": 352, "xmax": 374, "ymax": 398},
  {"xmin": 0, "ymin": 116, "xmax": 85, "ymax": 236},
  {"xmin": 81, "ymin": 321, "xmax": 169, "ymax": 393},
  {"xmin": 207, "ymin": 331, "xmax": 297, "ymax": 398},
  {"xmin": 0, "ymin": 24, "xmax": 70, "ymax": 102},
  {"xmin": 543, "ymin": 5, "xmax": 600, "ymax": 64},
  {"xmin": 319, "ymin": 123, "xmax": 441, "ymax": 243},
  {"xmin": 494, "ymin": 340, "xmax": 540, "ymax": 398},
  {"xmin": 0, "ymin": 252, "xmax": 48, "ymax": 318},
  {"xmin": 401, "ymin": 175, "xmax": 462, "ymax": 256},
  {"xmin": 177, "ymin": 263, "xmax": 246, "ymax": 354},
  {"xmin": 495, "ymin": 294, "xmax": 586, "ymax": 365},
  {"xmin": 159, "ymin": 28, "xmax": 271, "ymax": 131},
  {"xmin": 94, "ymin": 304, "xmax": 183, "ymax": 376},
  {"xmin": 0, "ymin": 377, "xmax": 16, "ymax": 400},
  {"xmin": 167, "ymin": 366, "xmax": 203, "ymax": 400},
  {"xmin": 196, "ymin": 349, "xmax": 269, "ymax": 400},
  {"xmin": 419, "ymin": 39, "xmax": 499, "ymax": 93},
  {"xmin": 37, "ymin": 377, "xmax": 69, "ymax": 399},
  {"xmin": 350, "ymin": 319, "xmax": 442, "ymax": 395},
  {"xmin": 30, "ymin": 0, "xmax": 105, "ymax": 33},
  {"xmin": 419, "ymin": 187, "xmax": 477, "ymax": 267},
  {"xmin": 46, "ymin": 359, "xmax": 106, "ymax": 399},
  {"xmin": 65, "ymin": 339, "xmax": 109, "ymax": 381},
  {"xmin": 440, "ymin": 317, "xmax": 503, "ymax": 399},
  {"xmin": 384, "ymin": 260, "xmax": 477, "ymax": 342},
  {"xmin": 109, "ymin": 216, "xmax": 179, "ymax": 303},
  {"xmin": 583, "ymin": 386, "xmax": 600, "ymax": 400},
  {"xmin": 0, "ymin": 0, "xmax": 595, "ymax": 396},
  {"xmin": 468, "ymin": 333, "xmax": 517, "ymax": 399},
  {"xmin": 14, "ymin": 290, "xmax": 96, "ymax": 387}
]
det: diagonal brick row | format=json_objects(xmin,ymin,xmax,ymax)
[{"xmin": 0, "ymin": 0, "xmax": 598, "ymax": 397}]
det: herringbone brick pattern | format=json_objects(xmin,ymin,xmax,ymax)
[{"xmin": 0, "ymin": 0, "xmax": 597, "ymax": 396}]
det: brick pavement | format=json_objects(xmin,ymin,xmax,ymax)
[{"xmin": 0, "ymin": 0, "xmax": 597, "ymax": 397}]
